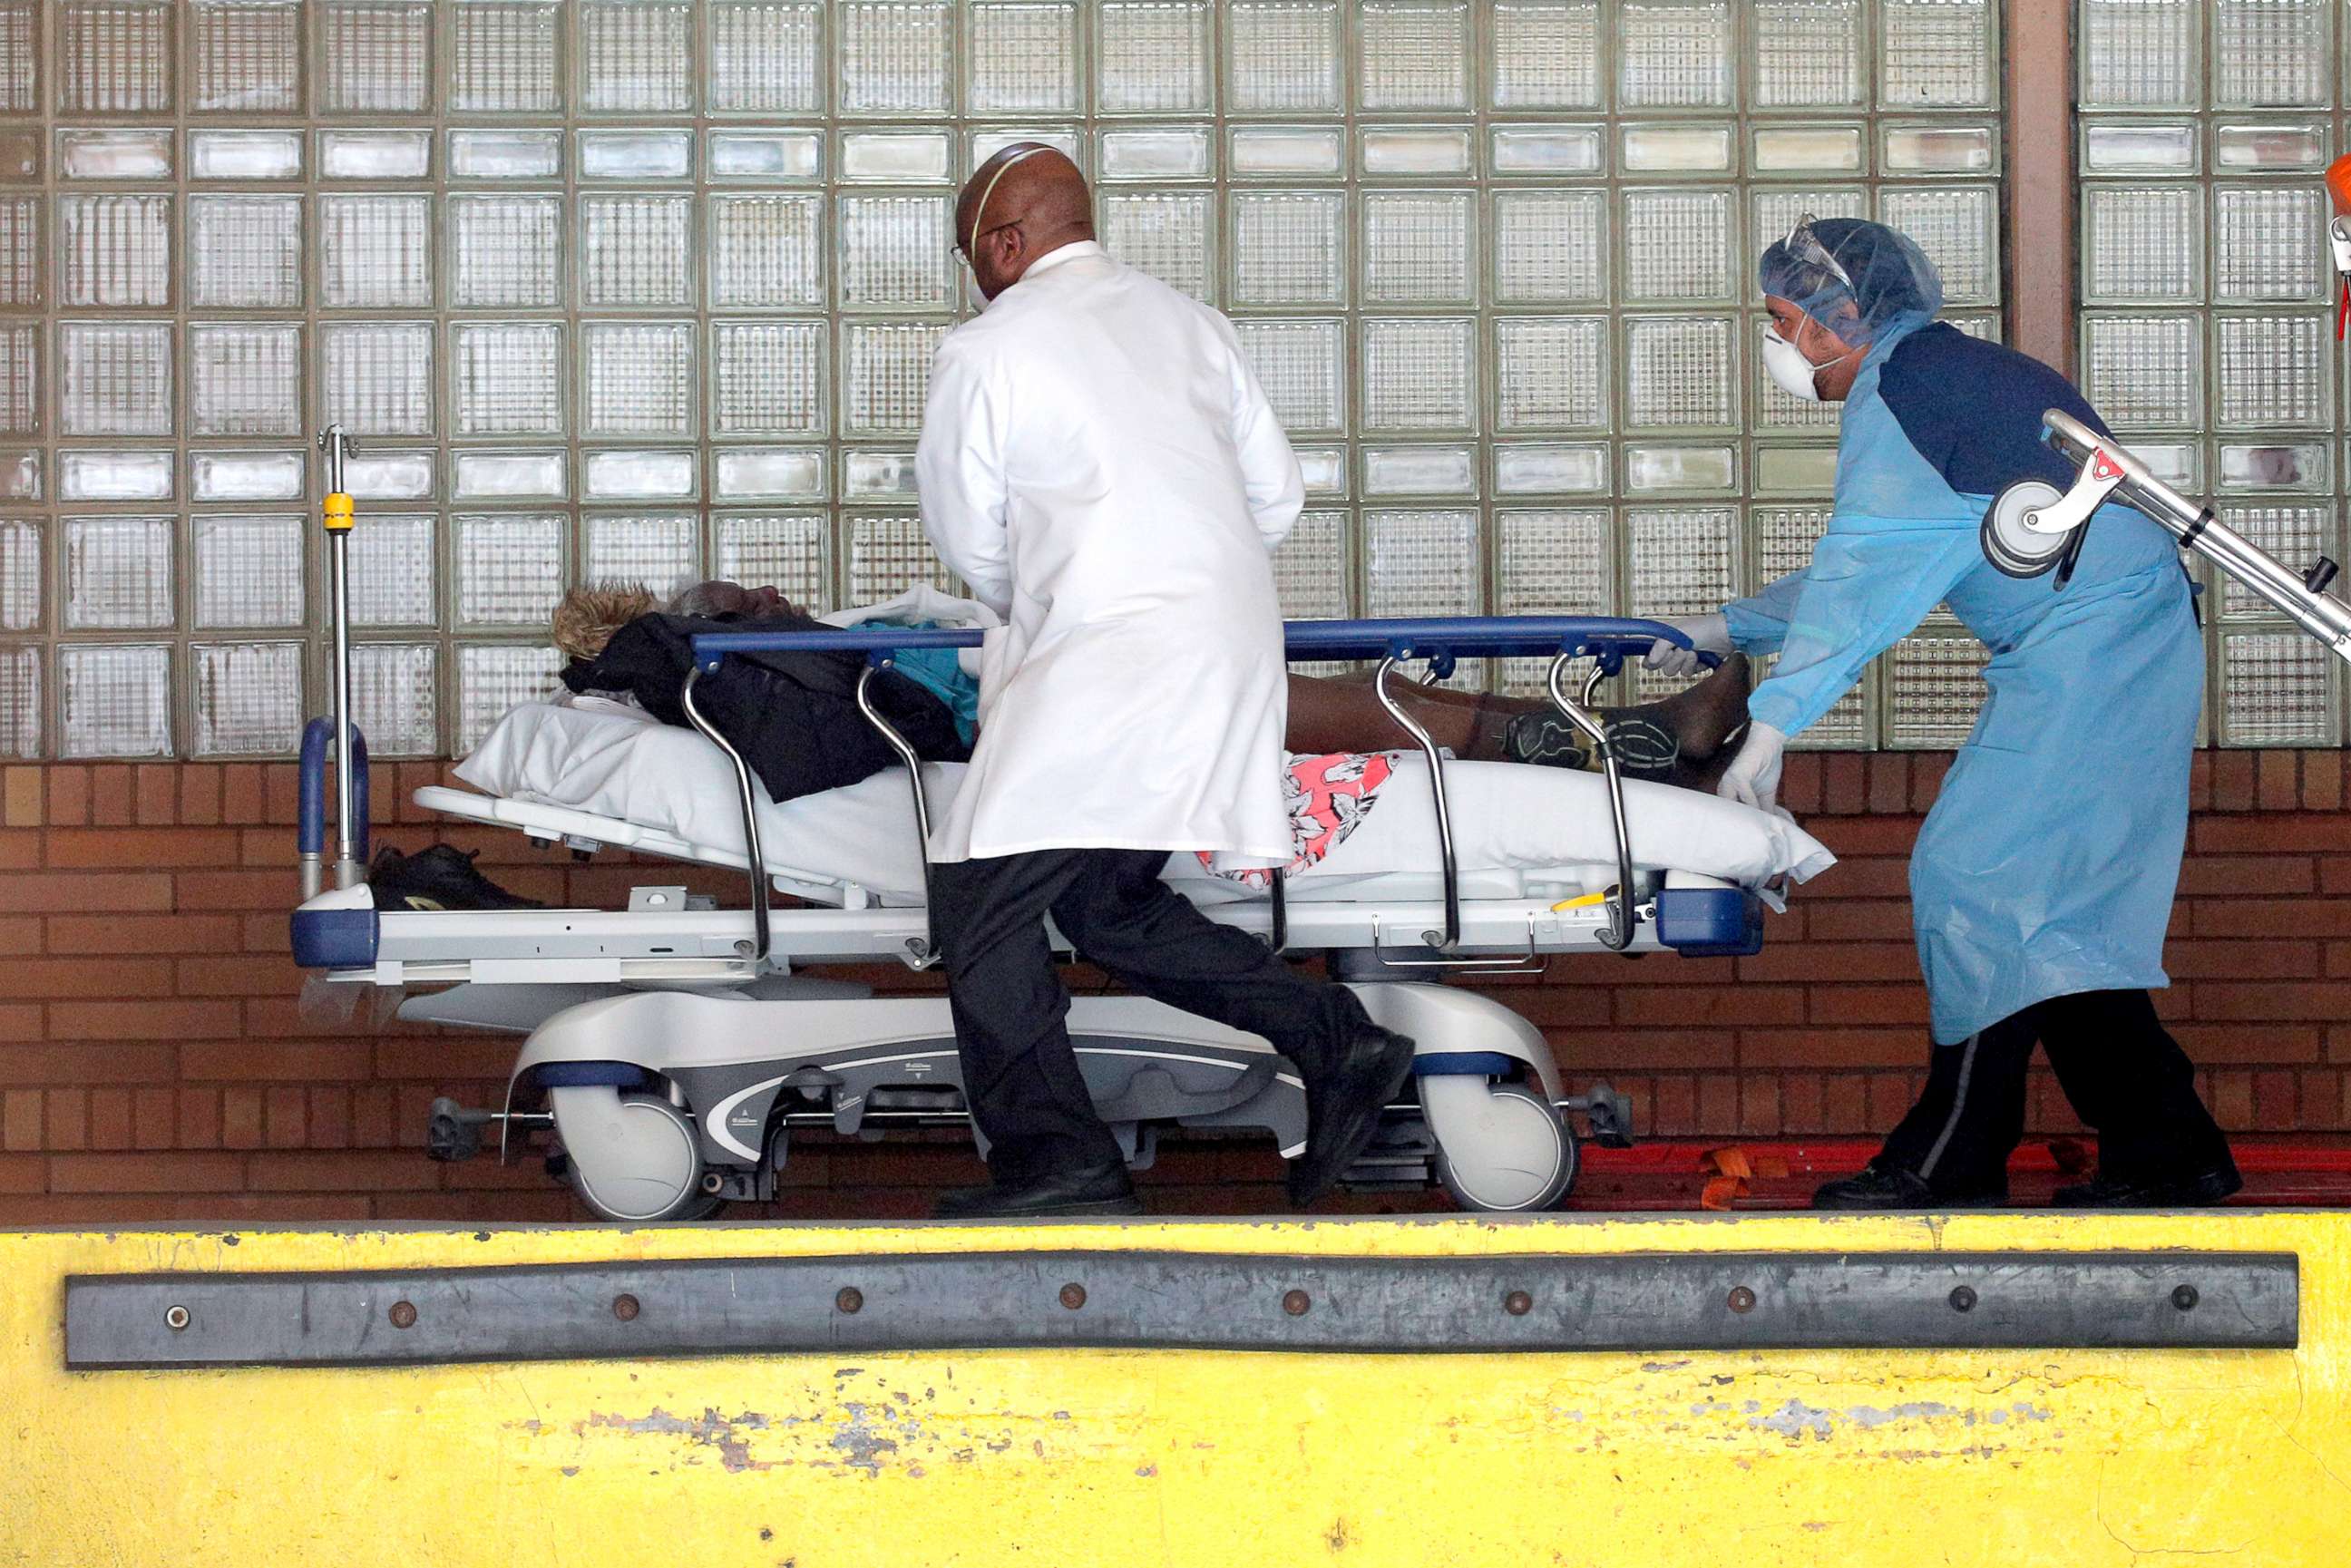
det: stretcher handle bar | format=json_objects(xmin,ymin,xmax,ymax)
[
  {"xmin": 1548, "ymin": 657, "xmax": 1638, "ymax": 954},
  {"xmin": 678, "ymin": 665, "xmax": 769, "ymax": 970},
  {"xmin": 689, "ymin": 616, "xmax": 1719, "ymax": 671},
  {"xmin": 1372, "ymin": 654, "xmax": 1462, "ymax": 956},
  {"xmin": 317, "ymin": 424, "xmax": 362, "ymax": 889},
  {"xmin": 2041, "ymin": 408, "xmax": 2351, "ymax": 663},
  {"xmin": 855, "ymin": 665, "xmax": 942, "ymax": 971}
]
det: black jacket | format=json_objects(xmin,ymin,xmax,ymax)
[{"xmin": 561, "ymin": 610, "xmax": 971, "ymax": 805}]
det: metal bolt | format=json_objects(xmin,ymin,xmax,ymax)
[
  {"xmin": 1726, "ymin": 1286, "xmax": 1756, "ymax": 1314},
  {"xmin": 612, "ymin": 1293, "xmax": 640, "ymax": 1322},
  {"xmin": 1058, "ymin": 1283, "xmax": 1087, "ymax": 1310},
  {"xmin": 1948, "ymin": 1286, "xmax": 1978, "ymax": 1313},
  {"xmin": 164, "ymin": 1305, "xmax": 190, "ymax": 1332},
  {"xmin": 388, "ymin": 1300, "xmax": 418, "ymax": 1329},
  {"xmin": 1282, "ymin": 1290, "xmax": 1312, "ymax": 1317},
  {"xmin": 835, "ymin": 1287, "xmax": 863, "ymax": 1315},
  {"xmin": 1503, "ymin": 1290, "xmax": 1533, "ymax": 1317},
  {"xmin": 2171, "ymin": 1284, "xmax": 2200, "ymax": 1312}
]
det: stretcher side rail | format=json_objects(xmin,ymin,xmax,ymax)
[{"xmin": 686, "ymin": 616, "xmax": 1714, "ymax": 969}]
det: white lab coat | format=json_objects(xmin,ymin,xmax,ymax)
[{"xmin": 915, "ymin": 241, "xmax": 1305, "ymax": 865}]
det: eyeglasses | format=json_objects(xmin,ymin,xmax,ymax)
[
  {"xmin": 952, "ymin": 219, "xmax": 1021, "ymax": 264},
  {"xmin": 1782, "ymin": 212, "xmax": 1855, "ymax": 291}
]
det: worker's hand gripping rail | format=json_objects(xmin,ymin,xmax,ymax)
[
  {"xmin": 1993, "ymin": 409, "xmax": 2351, "ymax": 663},
  {"xmin": 687, "ymin": 616, "xmax": 1710, "ymax": 970}
]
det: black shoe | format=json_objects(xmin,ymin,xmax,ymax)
[
  {"xmin": 368, "ymin": 843, "xmax": 543, "ymax": 912},
  {"xmin": 2051, "ymin": 1162, "xmax": 2243, "ymax": 1209},
  {"xmin": 932, "ymin": 1161, "xmax": 1145, "ymax": 1220},
  {"xmin": 1812, "ymin": 1162, "xmax": 2009, "ymax": 1211},
  {"xmin": 1286, "ymin": 1027, "xmax": 1418, "ymax": 1205}
]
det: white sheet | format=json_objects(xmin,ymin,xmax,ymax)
[{"xmin": 454, "ymin": 700, "xmax": 1836, "ymax": 907}]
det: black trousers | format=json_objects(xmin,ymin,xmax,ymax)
[
  {"xmin": 931, "ymin": 847, "xmax": 1371, "ymax": 1184},
  {"xmin": 1876, "ymin": 989, "xmax": 2235, "ymax": 1193}
]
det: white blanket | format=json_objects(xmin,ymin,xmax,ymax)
[{"xmin": 455, "ymin": 701, "xmax": 1836, "ymax": 907}]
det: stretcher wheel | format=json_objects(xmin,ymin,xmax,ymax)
[
  {"xmin": 1982, "ymin": 481, "xmax": 2075, "ymax": 579},
  {"xmin": 551, "ymin": 1086, "xmax": 721, "ymax": 1222},
  {"xmin": 1431, "ymin": 1084, "xmax": 1578, "ymax": 1213}
]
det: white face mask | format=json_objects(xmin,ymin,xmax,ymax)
[{"xmin": 1761, "ymin": 325, "xmax": 1828, "ymax": 403}]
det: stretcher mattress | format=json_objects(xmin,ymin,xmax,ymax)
[{"xmin": 454, "ymin": 700, "xmax": 1836, "ymax": 907}]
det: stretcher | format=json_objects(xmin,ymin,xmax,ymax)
[{"xmin": 290, "ymin": 496, "xmax": 1830, "ymax": 1218}]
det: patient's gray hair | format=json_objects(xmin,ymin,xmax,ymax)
[{"xmin": 667, "ymin": 579, "xmax": 736, "ymax": 618}]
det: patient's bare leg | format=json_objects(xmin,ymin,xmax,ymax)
[{"xmin": 1283, "ymin": 655, "xmax": 1751, "ymax": 787}]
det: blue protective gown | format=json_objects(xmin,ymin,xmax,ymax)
[{"xmin": 1724, "ymin": 320, "xmax": 2203, "ymax": 1044}]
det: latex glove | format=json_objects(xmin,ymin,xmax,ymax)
[
  {"xmin": 1642, "ymin": 611, "xmax": 1732, "ymax": 677},
  {"xmin": 1715, "ymin": 721, "xmax": 1790, "ymax": 814}
]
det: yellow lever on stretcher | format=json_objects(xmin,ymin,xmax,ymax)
[
  {"xmin": 322, "ymin": 492, "xmax": 354, "ymax": 532},
  {"xmin": 1550, "ymin": 888, "xmax": 1618, "ymax": 912}
]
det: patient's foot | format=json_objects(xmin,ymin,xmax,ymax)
[
  {"xmin": 1633, "ymin": 652, "xmax": 1751, "ymax": 765},
  {"xmin": 1502, "ymin": 653, "xmax": 1750, "ymax": 783}
]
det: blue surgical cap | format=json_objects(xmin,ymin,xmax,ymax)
[{"xmin": 1758, "ymin": 217, "xmax": 1944, "ymax": 348}]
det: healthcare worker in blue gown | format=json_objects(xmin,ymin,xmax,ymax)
[{"xmin": 1646, "ymin": 218, "xmax": 2239, "ymax": 1210}]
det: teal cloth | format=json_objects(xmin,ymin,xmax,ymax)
[{"xmin": 853, "ymin": 620, "xmax": 980, "ymax": 745}]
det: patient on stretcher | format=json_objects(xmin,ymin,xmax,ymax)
[{"xmin": 551, "ymin": 581, "xmax": 1754, "ymax": 794}]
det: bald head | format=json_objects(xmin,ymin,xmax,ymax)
[{"xmin": 955, "ymin": 143, "xmax": 1094, "ymax": 300}]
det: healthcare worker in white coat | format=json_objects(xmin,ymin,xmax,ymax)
[
  {"xmin": 913, "ymin": 144, "xmax": 1417, "ymax": 1220},
  {"xmin": 1647, "ymin": 218, "xmax": 2239, "ymax": 1211}
]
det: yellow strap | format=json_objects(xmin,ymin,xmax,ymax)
[{"xmin": 322, "ymin": 492, "xmax": 355, "ymax": 532}]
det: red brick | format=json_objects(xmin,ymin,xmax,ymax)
[
  {"xmin": 2210, "ymin": 751, "xmax": 2257, "ymax": 812},
  {"xmin": 47, "ymin": 912, "xmax": 241, "ymax": 956},
  {"xmin": 0, "ymin": 830, "xmax": 36, "ymax": 870},
  {"xmin": 173, "ymin": 869, "xmax": 300, "ymax": 911},
  {"xmin": 47, "ymin": 1000, "xmax": 236, "ymax": 1042},
  {"xmin": 1, "ymin": 1090, "xmax": 39, "ymax": 1151},
  {"xmin": 2177, "ymin": 855, "xmax": 2317, "ymax": 897},
  {"xmin": 1865, "ymin": 755, "xmax": 1909, "ymax": 815},
  {"xmin": 0, "ymin": 916, "xmax": 38, "ymax": 956},
  {"xmin": 265, "ymin": 1086, "xmax": 307, "ymax": 1148},
  {"xmin": 177, "ymin": 1087, "xmax": 220, "ymax": 1149},
  {"xmin": 1, "ymin": 767, "xmax": 38, "ymax": 828},
  {"xmin": 177, "ymin": 956, "xmax": 304, "ymax": 998},
  {"xmin": 1821, "ymin": 1074, "xmax": 1871, "ymax": 1134},
  {"xmin": 245, "ymin": 1150, "xmax": 442, "ymax": 1192},
  {"xmin": 1804, "ymin": 900, "xmax": 1915, "ymax": 941},
  {"xmin": 0, "ymin": 1004, "xmax": 40, "ymax": 1041},
  {"xmin": 0, "ymin": 1157, "xmax": 49, "ymax": 1195},
  {"xmin": 221, "ymin": 764, "xmax": 266, "ymax": 825},
  {"xmin": 49, "ymin": 1152, "xmax": 249, "ymax": 1193},
  {"xmin": 2317, "ymin": 859, "xmax": 2351, "ymax": 895},
  {"xmin": 1779, "ymin": 1072, "xmax": 1824, "ymax": 1134},
  {"xmin": 1617, "ymin": 988, "xmax": 1802, "ymax": 1027},
  {"xmin": 239, "ymin": 828, "xmax": 298, "ymax": 868},
  {"xmin": 1780, "ymin": 755, "xmax": 1822, "ymax": 815},
  {"xmin": 2191, "ymin": 899, "xmax": 2351, "ymax": 938},
  {"xmin": 397, "ymin": 763, "xmax": 441, "ymax": 825},
  {"xmin": 2188, "ymin": 751, "xmax": 2212, "ymax": 812},
  {"xmin": 1909, "ymin": 754, "xmax": 1952, "ymax": 813},
  {"xmin": 44, "ymin": 1087, "xmax": 85, "ymax": 1151},
  {"xmin": 2257, "ymin": 752, "xmax": 2299, "ymax": 813},
  {"xmin": 2254, "ymin": 1068, "xmax": 2297, "ymax": 1128},
  {"xmin": 2297, "ymin": 1068, "xmax": 2345, "ymax": 1131},
  {"xmin": 2306, "ymin": 750, "xmax": 2344, "ymax": 813},
  {"xmin": 308, "ymin": 1086, "xmax": 351, "ymax": 1150},
  {"xmin": 1866, "ymin": 1074, "xmax": 1916, "ymax": 1129},
  {"xmin": 132, "ymin": 1086, "xmax": 174, "ymax": 1149},
  {"xmin": 48, "ymin": 768, "xmax": 89, "ymax": 827},
  {"xmin": 0, "ymin": 1043, "xmax": 176, "ymax": 1084},
  {"xmin": 171, "ymin": 1193, "xmax": 377, "ymax": 1222},
  {"xmin": 45, "ymin": 826, "xmax": 240, "ymax": 869},
  {"xmin": 2211, "ymin": 1069, "xmax": 2254, "ymax": 1131},
  {"xmin": 179, "ymin": 1040, "xmax": 361, "ymax": 1082},
  {"xmin": 1805, "ymin": 858, "xmax": 1913, "ymax": 899},
  {"xmin": 0, "ymin": 957, "xmax": 175, "ymax": 1000},
  {"xmin": 1738, "ymin": 1078, "xmax": 1780, "ymax": 1135},
  {"xmin": 2197, "ymin": 814, "xmax": 2351, "ymax": 854},
  {"xmin": 88, "ymin": 765, "xmax": 132, "ymax": 827},
  {"xmin": 351, "ymin": 1086, "xmax": 396, "ymax": 1146},
  {"xmin": 134, "ymin": 764, "xmax": 176, "ymax": 825},
  {"xmin": 1741, "ymin": 1027, "xmax": 1925, "ymax": 1068},
  {"xmin": 1694, "ymin": 1075, "xmax": 1739, "ymax": 1135},
  {"xmin": 0, "ymin": 872, "xmax": 174, "ymax": 914},
  {"xmin": 1819, "ymin": 754, "xmax": 1867, "ymax": 814},
  {"xmin": 264, "ymin": 764, "xmax": 303, "ymax": 826},
  {"xmin": 1736, "ymin": 942, "xmax": 1919, "ymax": 984},
  {"xmin": 371, "ymin": 1036, "xmax": 531, "ymax": 1081},
  {"xmin": 1647, "ymin": 1076, "xmax": 1696, "ymax": 1138},
  {"xmin": 2162, "ymin": 940, "xmax": 2321, "ymax": 980},
  {"xmin": 241, "ymin": 912, "xmax": 293, "ymax": 954},
  {"xmin": 220, "ymin": 1086, "xmax": 264, "ymax": 1149},
  {"xmin": 87, "ymin": 1086, "xmax": 131, "ymax": 1150},
  {"xmin": 180, "ymin": 765, "xmax": 221, "ymax": 826},
  {"xmin": 2194, "ymin": 983, "xmax": 2351, "ymax": 1021},
  {"xmin": 1810, "ymin": 986, "xmax": 1933, "ymax": 1027}
]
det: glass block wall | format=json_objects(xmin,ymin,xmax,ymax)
[
  {"xmin": 2077, "ymin": 0, "xmax": 2345, "ymax": 745},
  {"xmin": 0, "ymin": 0, "xmax": 2005, "ymax": 760}
]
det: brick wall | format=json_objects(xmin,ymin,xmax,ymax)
[{"xmin": 0, "ymin": 750, "xmax": 2344, "ymax": 1223}]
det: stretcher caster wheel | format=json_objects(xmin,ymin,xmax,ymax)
[
  {"xmin": 1982, "ymin": 481, "xmax": 2076, "ymax": 579},
  {"xmin": 1429, "ymin": 1081, "xmax": 1578, "ymax": 1213},
  {"xmin": 550, "ymin": 1086, "xmax": 722, "ymax": 1222}
]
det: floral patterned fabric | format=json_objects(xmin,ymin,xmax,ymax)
[{"xmin": 1199, "ymin": 751, "xmax": 1397, "ymax": 890}]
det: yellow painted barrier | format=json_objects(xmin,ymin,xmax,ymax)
[{"xmin": 4, "ymin": 1212, "xmax": 2347, "ymax": 1566}]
